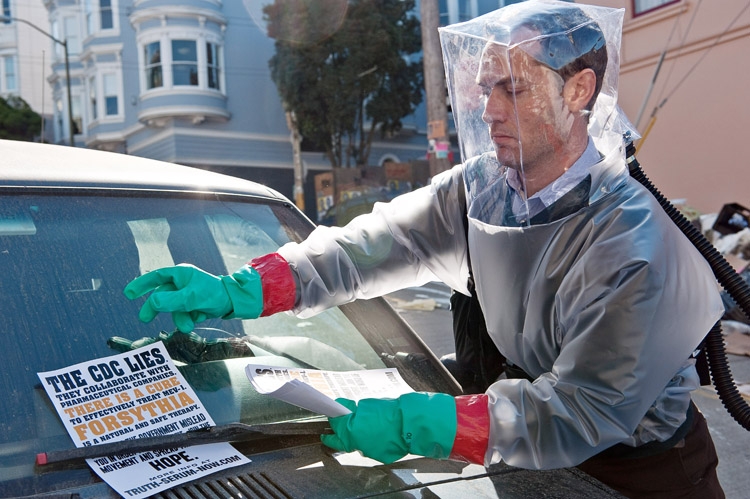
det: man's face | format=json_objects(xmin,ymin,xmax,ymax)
[{"xmin": 477, "ymin": 43, "xmax": 576, "ymax": 175}]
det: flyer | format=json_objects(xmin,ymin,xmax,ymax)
[
  {"xmin": 38, "ymin": 342, "xmax": 249, "ymax": 498},
  {"xmin": 245, "ymin": 364, "xmax": 414, "ymax": 416}
]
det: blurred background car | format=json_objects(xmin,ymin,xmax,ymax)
[{"xmin": 0, "ymin": 140, "xmax": 622, "ymax": 498}]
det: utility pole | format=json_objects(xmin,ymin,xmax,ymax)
[
  {"xmin": 420, "ymin": 0, "xmax": 451, "ymax": 177},
  {"xmin": 286, "ymin": 111, "xmax": 305, "ymax": 211}
]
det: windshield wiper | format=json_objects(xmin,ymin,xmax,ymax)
[{"xmin": 36, "ymin": 421, "xmax": 331, "ymax": 467}]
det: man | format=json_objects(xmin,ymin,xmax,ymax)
[{"xmin": 124, "ymin": 2, "xmax": 724, "ymax": 497}]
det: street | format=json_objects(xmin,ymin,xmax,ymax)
[{"xmin": 386, "ymin": 282, "xmax": 750, "ymax": 499}]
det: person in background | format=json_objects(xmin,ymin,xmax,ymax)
[{"xmin": 124, "ymin": 1, "xmax": 724, "ymax": 497}]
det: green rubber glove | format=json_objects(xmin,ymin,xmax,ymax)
[
  {"xmin": 123, "ymin": 264, "xmax": 263, "ymax": 333},
  {"xmin": 321, "ymin": 393, "xmax": 457, "ymax": 464}
]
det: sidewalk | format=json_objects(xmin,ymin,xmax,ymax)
[{"xmin": 692, "ymin": 353, "xmax": 750, "ymax": 499}]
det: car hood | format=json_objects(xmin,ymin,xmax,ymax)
[{"xmin": 21, "ymin": 441, "xmax": 622, "ymax": 498}]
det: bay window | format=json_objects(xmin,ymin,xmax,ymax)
[{"xmin": 139, "ymin": 36, "xmax": 224, "ymax": 93}]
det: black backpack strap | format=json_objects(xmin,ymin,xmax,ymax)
[{"xmin": 448, "ymin": 178, "xmax": 506, "ymax": 393}]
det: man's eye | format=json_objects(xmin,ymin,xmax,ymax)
[
  {"xmin": 480, "ymin": 86, "xmax": 491, "ymax": 97},
  {"xmin": 505, "ymin": 83, "xmax": 526, "ymax": 95}
]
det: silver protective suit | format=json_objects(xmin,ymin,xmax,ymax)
[
  {"xmin": 277, "ymin": 0, "xmax": 725, "ymax": 469},
  {"xmin": 279, "ymin": 155, "xmax": 723, "ymax": 469}
]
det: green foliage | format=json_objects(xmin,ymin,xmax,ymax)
[
  {"xmin": 0, "ymin": 95, "xmax": 42, "ymax": 142},
  {"xmin": 265, "ymin": 0, "xmax": 424, "ymax": 167}
]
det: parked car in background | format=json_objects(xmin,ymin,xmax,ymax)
[{"xmin": 0, "ymin": 140, "xmax": 621, "ymax": 498}]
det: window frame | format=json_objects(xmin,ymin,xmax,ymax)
[
  {"xmin": 88, "ymin": 75, "xmax": 97, "ymax": 122},
  {"xmin": 63, "ymin": 15, "xmax": 81, "ymax": 56},
  {"xmin": 71, "ymin": 94, "xmax": 83, "ymax": 135},
  {"xmin": 84, "ymin": 0, "xmax": 119, "ymax": 38},
  {"xmin": 99, "ymin": 0, "xmax": 114, "ymax": 30},
  {"xmin": 206, "ymin": 41, "xmax": 221, "ymax": 91},
  {"xmin": 171, "ymin": 39, "xmax": 198, "ymax": 87},
  {"xmin": 87, "ymin": 66, "xmax": 123, "ymax": 124},
  {"xmin": 144, "ymin": 41, "xmax": 163, "ymax": 90},
  {"xmin": 102, "ymin": 73, "xmax": 119, "ymax": 117},
  {"xmin": 2, "ymin": 0, "xmax": 10, "ymax": 24},
  {"xmin": 2, "ymin": 54, "xmax": 17, "ymax": 93},
  {"xmin": 632, "ymin": 0, "xmax": 681, "ymax": 17}
]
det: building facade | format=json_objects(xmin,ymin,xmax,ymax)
[
  {"xmin": 0, "ymin": 1, "xmax": 55, "ymax": 136},
  {"xmin": 607, "ymin": 0, "xmax": 750, "ymax": 214},
  {"xmin": 33, "ymin": 0, "xmax": 514, "ymax": 220},
  {"xmin": 35, "ymin": 1, "xmax": 445, "ymax": 218}
]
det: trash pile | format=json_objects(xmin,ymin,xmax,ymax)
[{"xmin": 693, "ymin": 203, "xmax": 750, "ymax": 361}]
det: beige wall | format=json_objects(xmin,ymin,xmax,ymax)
[{"xmin": 584, "ymin": 0, "xmax": 750, "ymax": 215}]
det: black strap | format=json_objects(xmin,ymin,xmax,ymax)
[{"xmin": 449, "ymin": 180, "xmax": 506, "ymax": 393}]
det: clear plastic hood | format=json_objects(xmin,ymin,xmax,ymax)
[{"xmin": 438, "ymin": 0, "xmax": 636, "ymax": 226}]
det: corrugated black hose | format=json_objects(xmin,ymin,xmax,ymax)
[{"xmin": 625, "ymin": 139, "xmax": 750, "ymax": 431}]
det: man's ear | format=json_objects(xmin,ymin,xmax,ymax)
[{"xmin": 563, "ymin": 68, "xmax": 597, "ymax": 113}]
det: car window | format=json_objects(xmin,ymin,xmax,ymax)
[{"xmin": 0, "ymin": 190, "xmax": 415, "ymax": 492}]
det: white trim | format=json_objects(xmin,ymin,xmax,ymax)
[
  {"xmin": 129, "ymin": 6, "xmax": 227, "ymax": 28},
  {"xmin": 85, "ymin": 120, "xmax": 147, "ymax": 148},
  {"xmin": 80, "ymin": 42, "xmax": 124, "ymax": 62},
  {"xmin": 376, "ymin": 153, "xmax": 400, "ymax": 166},
  {"xmin": 139, "ymin": 86, "xmax": 225, "ymax": 101},
  {"xmin": 137, "ymin": 104, "xmax": 230, "ymax": 123},
  {"xmin": 134, "ymin": 0, "xmax": 222, "ymax": 8}
]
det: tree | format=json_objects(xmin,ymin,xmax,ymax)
[
  {"xmin": 265, "ymin": 0, "xmax": 424, "ymax": 168},
  {"xmin": 0, "ymin": 96, "xmax": 42, "ymax": 142}
]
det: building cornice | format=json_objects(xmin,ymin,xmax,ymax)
[{"xmin": 129, "ymin": 6, "xmax": 227, "ymax": 29}]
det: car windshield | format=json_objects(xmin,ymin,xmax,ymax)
[{"xmin": 0, "ymin": 189, "xmax": 451, "ymax": 494}]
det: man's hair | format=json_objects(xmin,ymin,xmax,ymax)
[{"xmin": 514, "ymin": 6, "xmax": 608, "ymax": 111}]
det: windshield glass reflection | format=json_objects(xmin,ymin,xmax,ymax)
[{"xmin": 0, "ymin": 192, "xmax": 387, "ymax": 489}]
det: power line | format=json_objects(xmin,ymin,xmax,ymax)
[
  {"xmin": 654, "ymin": 0, "xmax": 703, "ymax": 107},
  {"xmin": 637, "ymin": 0, "xmax": 750, "ymax": 150},
  {"xmin": 663, "ymin": 0, "xmax": 750, "ymax": 102}
]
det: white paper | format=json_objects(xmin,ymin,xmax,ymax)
[
  {"xmin": 38, "ymin": 342, "xmax": 249, "ymax": 498},
  {"xmin": 245, "ymin": 364, "xmax": 414, "ymax": 417}
]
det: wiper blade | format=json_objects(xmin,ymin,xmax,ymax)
[{"xmin": 36, "ymin": 421, "xmax": 331, "ymax": 466}]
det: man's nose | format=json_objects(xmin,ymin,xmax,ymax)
[{"xmin": 482, "ymin": 90, "xmax": 513, "ymax": 124}]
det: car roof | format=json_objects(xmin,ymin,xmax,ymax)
[{"xmin": 0, "ymin": 139, "xmax": 288, "ymax": 201}]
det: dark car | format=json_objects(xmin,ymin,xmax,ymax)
[{"xmin": 0, "ymin": 140, "xmax": 621, "ymax": 498}]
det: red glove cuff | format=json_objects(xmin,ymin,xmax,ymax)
[
  {"xmin": 249, "ymin": 253, "xmax": 296, "ymax": 317},
  {"xmin": 450, "ymin": 394, "xmax": 489, "ymax": 465}
]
